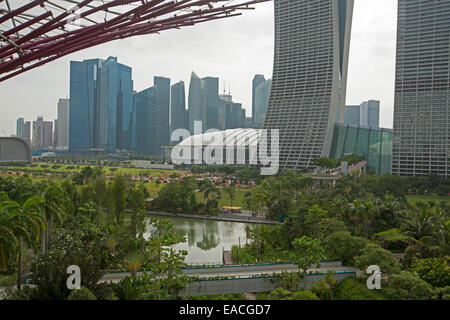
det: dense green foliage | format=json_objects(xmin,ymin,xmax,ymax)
[{"xmin": 0, "ymin": 164, "xmax": 449, "ymax": 301}]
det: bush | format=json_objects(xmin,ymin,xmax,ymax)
[
  {"xmin": 354, "ymin": 244, "xmax": 400, "ymax": 275},
  {"xmin": 413, "ymin": 257, "xmax": 450, "ymax": 287},
  {"xmin": 334, "ymin": 278, "xmax": 383, "ymax": 300},
  {"xmin": 382, "ymin": 271, "xmax": 433, "ymax": 300},
  {"xmin": 67, "ymin": 287, "xmax": 97, "ymax": 300},
  {"xmin": 324, "ymin": 231, "xmax": 369, "ymax": 265},
  {"xmin": 0, "ymin": 274, "xmax": 17, "ymax": 287},
  {"xmin": 373, "ymin": 228, "xmax": 413, "ymax": 253},
  {"xmin": 290, "ymin": 290, "xmax": 320, "ymax": 300}
]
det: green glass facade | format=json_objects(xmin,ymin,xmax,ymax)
[{"xmin": 329, "ymin": 123, "xmax": 393, "ymax": 174}]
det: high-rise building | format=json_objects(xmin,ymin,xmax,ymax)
[
  {"xmin": 69, "ymin": 58, "xmax": 103, "ymax": 152},
  {"xmin": 23, "ymin": 121, "xmax": 31, "ymax": 145},
  {"xmin": 57, "ymin": 98, "xmax": 70, "ymax": 149},
  {"xmin": 154, "ymin": 76, "xmax": 171, "ymax": 153},
  {"xmin": 131, "ymin": 88, "xmax": 157, "ymax": 155},
  {"xmin": 98, "ymin": 57, "xmax": 133, "ymax": 152},
  {"xmin": 16, "ymin": 117, "xmax": 31, "ymax": 144},
  {"xmin": 16, "ymin": 118, "xmax": 25, "ymax": 139},
  {"xmin": 264, "ymin": 0, "xmax": 354, "ymax": 171},
  {"xmin": 218, "ymin": 94, "xmax": 233, "ymax": 130},
  {"xmin": 32, "ymin": 116, "xmax": 53, "ymax": 150},
  {"xmin": 203, "ymin": 77, "xmax": 219, "ymax": 130},
  {"xmin": 188, "ymin": 72, "xmax": 204, "ymax": 133},
  {"xmin": 393, "ymin": 0, "xmax": 450, "ymax": 177},
  {"xmin": 54, "ymin": 119, "xmax": 58, "ymax": 148},
  {"xmin": 187, "ymin": 72, "xmax": 220, "ymax": 132},
  {"xmin": 360, "ymin": 100, "xmax": 380, "ymax": 128},
  {"xmin": 344, "ymin": 100, "xmax": 380, "ymax": 128},
  {"xmin": 252, "ymin": 74, "xmax": 266, "ymax": 125},
  {"xmin": 344, "ymin": 105, "xmax": 360, "ymax": 127},
  {"xmin": 254, "ymin": 78, "xmax": 272, "ymax": 129},
  {"xmin": 170, "ymin": 81, "xmax": 187, "ymax": 137}
]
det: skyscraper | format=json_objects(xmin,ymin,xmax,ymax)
[
  {"xmin": 188, "ymin": 72, "xmax": 206, "ymax": 133},
  {"xmin": 98, "ymin": 57, "xmax": 133, "ymax": 152},
  {"xmin": 16, "ymin": 118, "xmax": 25, "ymax": 139},
  {"xmin": 264, "ymin": 0, "xmax": 354, "ymax": 171},
  {"xmin": 16, "ymin": 118, "xmax": 31, "ymax": 144},
  {"xmin": 57, "ymin": 98, "xmax": 70, "ymax": 149},
  {"xmin": 360, "ymin": 100, "xmax": 380, "ymax": 128},
  {"xmin": 131, "ymin": 88, "xmax": 157, "ymax": 155},
  {"xmin": 393, "ymin": 0, "xmax": 450, "ymax": 177},
  {"xmin": 170, "ymin": 81, "xmax": 187, "ymax": 137},
  {"xmin": 32, "ymin": 116, "xmax": 53, "ymax": 150},
  {"xmin": 252, "ymin": 74, "xmax": 266, "ymax": 125},
  {"xmin": 254, "ymin": 78, "xmax": 272, "ymax": 129},
  {"xmin": 69, "ymin": 58, "xmax": 103, "ymax": 152},
  {"xmin": 344, "ymin": 105, "xmax": 360, "ymax": 127},
  {"xmin": 154, "ymin": 76, "xmax": 171, "ymax": 153},
  {"xmin": 203, "ymin": 77, "xmax": 219, "ymax": 130}
]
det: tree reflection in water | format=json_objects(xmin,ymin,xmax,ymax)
[{"xmin": 196, "ymin": 223, "xmax": 220, "ymax": 251}]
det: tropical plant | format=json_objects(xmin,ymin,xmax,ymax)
[{"xmin": 1, "ymin": 196, "xmax": 46, "ymax": 289}]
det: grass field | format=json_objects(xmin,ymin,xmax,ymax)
[
  {"xmin": 1, "ymin": 163, "xmax": 184, "ymax": 178},
  {"xmin": 194, "ymin": 188, "xmax": 252, "ymax": 209},
  {"xmin": 405, "ymin": 194, "xmax": 450, "ymax": 205}
]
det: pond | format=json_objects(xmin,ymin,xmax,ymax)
[{"xmin": 144, "ymin": 216, "xmax": 252, "ymax": 265}]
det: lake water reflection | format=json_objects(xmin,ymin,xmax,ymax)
[{"xmin": 144, "ymin": 216, "xmax": 250, "ymax": 264}]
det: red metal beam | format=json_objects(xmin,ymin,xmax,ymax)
[{"xmin": 0, "ymin": 0, "xmax": 270, "ymax": 82}]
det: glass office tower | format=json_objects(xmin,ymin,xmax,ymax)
[
  {"xmin": 264, "ymin": 0, "xmax": 354, "ymax": 171},
  {"xmin": 97, "ymin": 57, "xmax": 133, "ymax": 153},
  {"xmin": 393, "ymin": 0, "xmax": 450, "ymax": 177},
  {"xmin": 154, "ymin": 76, "xmax": 171, "ymax": 154},
  {"xmin": 203, "ymin": 77, "xmax": 219, "ymax": 130},
  {"xmin": 188, "ymin": 72, "xmax": 204, "ymax": 133},
  {"xmin": 252, "ymin": 74, "xmax": 266, "ymax": 125},
  {"xmin": 170, "ymin": 81, "xmax": 187, "ymax": 137},
  {"xmin": 254, "ymin": 78, "xmax": 272, "ymax": 129},
  {"xmin": 131, "ymin": 88, "xmax": 157, "ymax": 155},
  {"xmin": 69, "ymin": 58, "xmax": 103, "ymax": 152},
  {"xmin": 344, "ymin": 105, "xmax": 360, "ymax": 127}
]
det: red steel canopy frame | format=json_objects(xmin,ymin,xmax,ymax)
[{"xmin": 0, "ymin": 0, "xmax": 269, "ymax": 82}]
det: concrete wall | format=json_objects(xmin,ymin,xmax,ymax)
[
  {"xmin": 180, "ymin": 271, "xmax": 355, "ymax": 297},
  {"xmin": 0, "ymin": 137, "xmax": 31, "ymax": 162}
]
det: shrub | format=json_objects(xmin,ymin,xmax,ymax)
[
  {"xmin": 290, "ymin": 290, "xmax": 320, "ymax": 300},
  {"xmin": 382, "ymin": 271, "xmax": 433, "ymax": 300},
  {"xmin": 324, "ymin": 231, "xmax": 369, "ymax": 265},
  {"xmin": 373, "ymin": 228, "xmax": 413, "ymax": 253},
  {"xmin": 67, "ymin": 287, "xmax": 97, "ymax": 300},
  {"xmin": 334, "ymin": 278, "xmax": 383, "ymax": 300},
  {"xmin": 354, "ymin": 244, "xmax": 400, "ymax": 275},
  {"xmin": 413, "ymin": 257, "xmax": 450, "ymax": 287}
]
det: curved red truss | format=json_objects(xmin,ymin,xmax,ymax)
[{"xmin": 0, "ymin": 0, "xmax": 269, "ymax": 82}]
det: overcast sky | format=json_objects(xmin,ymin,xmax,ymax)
[{"xmin": 0, "ymin": 0, "xmax": 398, "ymax": 136}]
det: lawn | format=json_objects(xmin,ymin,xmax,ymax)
[
  {"xmin": 405, "ymin": 194, "xmax": 450, "ymax": 206},
  {"xmin": 195, "ymin": 187, "xmax": 253, "ymax": 209},
  {"xmin": 1, "ymin": 164, "xmax": 184, "ymax": 178}
]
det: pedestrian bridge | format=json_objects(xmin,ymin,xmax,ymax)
[{"xmin": 100, "ymin": 260, "xmax": 357, "ymax": 296}]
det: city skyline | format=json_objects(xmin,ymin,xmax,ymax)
[{"xmin": 0, "ymin": 1, "xmax": 398, "ymax": 136}]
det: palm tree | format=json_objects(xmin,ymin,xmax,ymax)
[
  {"xmin": 224, "ymin": 186, "xmax": 236, "ymax": 207},
  {"xmin": 41, "ymin": 185, "xmax": 69, "ymax": 253},
  {"xmin": 0, "ymin": 203, "xmax": 17, "ymax": 271},
  {"xmin": 402, "ymin": 206, "xmax": 439, "ymax": 241},
  {"xmin": 1, "ymin": 196, "xmax": 46, "ymax": 289}
]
